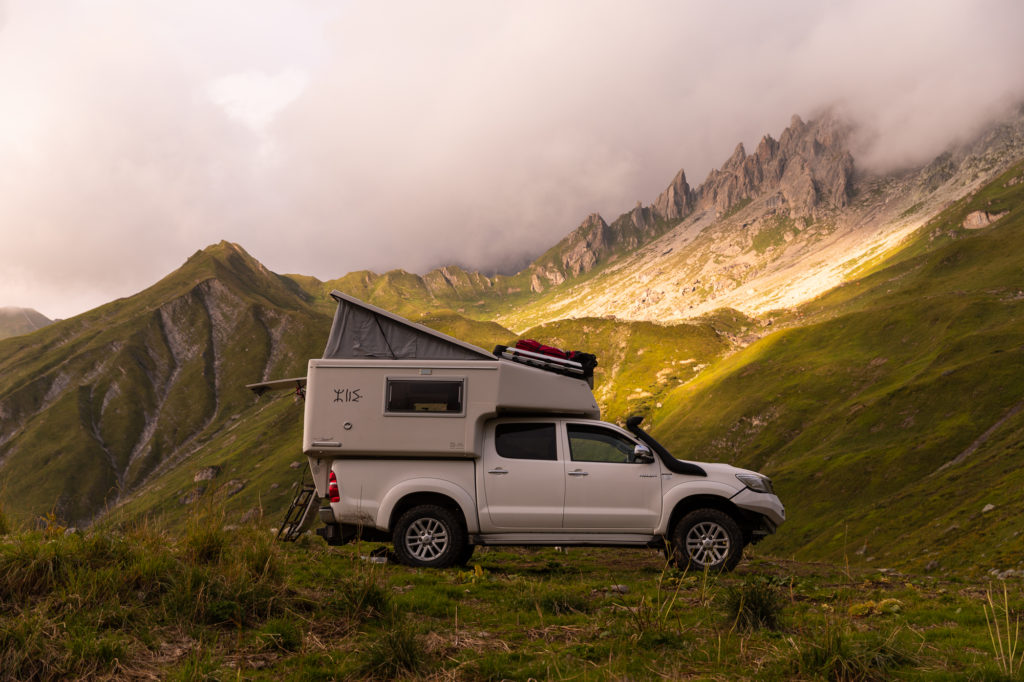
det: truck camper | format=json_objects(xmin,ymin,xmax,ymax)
[{"xmin": 250, "ymin": 291, "xmax": 784, "ymax": 570}]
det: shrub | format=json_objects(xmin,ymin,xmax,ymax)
[
  {"xmin": 721, "ymin": 576, "xmax": 785, "ymax": 631},
  {"xmin": 339, "ymin": 567, "xmax": 392, "ymax": 621},
  {"xmin": 183, "ymin": 520, "xmax": 227, "ymax": 565},
  {"xmin": 261, "ymin": 617, "xmax": 305, "ymax": 652},
  {"xmin": 358, "ymin": 616, "xmax": 427, "ymax": 679},
  {"xmin": 794, "ymin": 624, "xmax": 917, "ymax": 681}
]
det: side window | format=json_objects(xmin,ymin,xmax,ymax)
[
  {"xmin": 567, "ymin": 424, "xmax": 638, "ymax": 463},
  {"xmin": 386, "ymin": 379, "xmax": 464, "ymax": 414},
  {"xmin": 495, "ymin": 423, "xmax": 557, "ymax": 461}
]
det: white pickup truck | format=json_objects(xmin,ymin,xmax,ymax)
[{"xmin": 253, "ymin": 291, "xmax": 785, "ymax": 571}]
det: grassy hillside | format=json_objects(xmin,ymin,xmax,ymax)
[
  {"xmin": 0, "ymin": 243, "xmax": 330, "ymax": 526},
  {"xmin": 0, "ymin": 519, "xmax": 1019, "ymax": 680},
  {"xmin": 518, "ymin": 313, "xmax": 749, "ymax": 423},
  {"xmin": 650, "ymin": 160, "xmax": 1024, "ymax": 573}
]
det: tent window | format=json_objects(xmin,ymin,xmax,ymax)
[{"xmin": 386, "ymin": 379, "xmax": 464, "ymax": 414}]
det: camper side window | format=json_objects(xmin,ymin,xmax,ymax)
[
  {"xmin": 385, "ymin": 379, "xmax": 464, "ymax": 414},
  {"xmin": 495, "ymin": 423, "xmax": 557, "ymax": 461}
]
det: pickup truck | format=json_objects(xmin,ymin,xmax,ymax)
[
  {"xmin": 316, "ymin": 413, "xmax": 784, "ymax": 570},
  {"xmin": 253, "ymin": 291, "xmax": 785, "ymax": 571}
]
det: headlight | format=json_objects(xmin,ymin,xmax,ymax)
[{"xmin": 736, "ymin": 473, "xmax": 774, "ymax": 494}]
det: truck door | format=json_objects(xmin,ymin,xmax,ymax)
[
  {"xmin": 562, "ymin": 422, "xmax": 662, "ymax": 531},
  {"xmin": 480, "ymin": 421, "xmax": 564, "ymax": 530}
]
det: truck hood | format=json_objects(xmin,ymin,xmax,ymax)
[{"xmin": 694, "ymin": 462, "xmax": 765, "ymax": 487}]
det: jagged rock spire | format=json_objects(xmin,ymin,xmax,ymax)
[{"xmin": 653, "ymin": 168, "xmax": 694, "ymax": 221}]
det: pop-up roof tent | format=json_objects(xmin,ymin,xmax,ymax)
[
  {"xmin": 247, "ymin": 292, "xmax": 496, "ymax": 395},
  {"xmin": 322, "ymin": 291, "xmax": 496, "ymax": 361},
  {"xmin": 320, "ymin": 291, "xmax": 596, "ymax": 385}
]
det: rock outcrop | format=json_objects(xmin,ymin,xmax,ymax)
[
  {"xmin": 694, "ymin": 113, "xmax": 854, "ymax": 219},
  {"xmin": 561, "ymin": 213, "xmax": 612, "ymax": 277},
  {"xmin": 653, "ymin": 169, "xmax": 694, "ymax": 220},
  {"xmin": 962, "ymin": 210, "xmax": 1008, "ymax": 229}
]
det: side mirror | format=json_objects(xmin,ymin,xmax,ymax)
[{"xmin": 633, "ymin": 444, "xmax": 655, "ymax": 464}]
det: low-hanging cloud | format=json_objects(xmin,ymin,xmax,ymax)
[{"xmin": 1, "ymin": 0, "xmax": 1023, "ymax": 319}]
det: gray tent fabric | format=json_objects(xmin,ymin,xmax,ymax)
[{"xmin": 322, "ymin": 293, "xmax": 495, "ymax": 361}]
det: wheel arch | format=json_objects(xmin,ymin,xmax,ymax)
[
  {"xmin": 665, "ymin": 494, "xmax": 753, "ymax": 543},
  {"xmin": 384, "ymin": 488, "xmax": 474, "ymax": 537}
]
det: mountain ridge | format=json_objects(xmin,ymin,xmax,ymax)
[{"xmin": 0, "ymin": 241, "xmax": 331, "ymax": 522}]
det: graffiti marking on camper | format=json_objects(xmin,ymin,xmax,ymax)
[{"xmin": 334, "ymin": 388, "xmax": 362, "ymax": 403}]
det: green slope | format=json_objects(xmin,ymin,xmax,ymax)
[
  {"xmin": 518, "ymin": 313, "xmax": 748, "ymax": 424},
  {"xmin": 650, "ymin": 160, "xmax": 1024, "ymax": 572},
  {"xmin": 0, "ymin": 243, "xmax": 330, "ymax": 525}
]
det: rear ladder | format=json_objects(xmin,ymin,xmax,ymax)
[{"xmin": 278, "ymin": 476, "xmax": 319, "ymax": 542}]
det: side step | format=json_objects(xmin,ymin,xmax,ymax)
[{"xmin": 278, "ymin": 482, "xmax": 319, "ymax": 542}]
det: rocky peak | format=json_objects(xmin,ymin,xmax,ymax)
[
  {"xmin": 653, "ymin": 169, "xmax": 695, "ymax": 221},
  {"xmin": 560, "ymin": 213, "xmax": 611, "ymax": 275},
  {"xmin": 695, "ymin": 111, "xmax": 854, "ymax": 218},
  {"xmin": 723, "ymin": 143, "xmax": 747, "ymax": 172}
]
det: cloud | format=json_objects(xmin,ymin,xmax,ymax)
[
  {"xmin": 208, "ymin": 69, "xmax": 309, "ymax": 134},
  {"xmin": 1, "ymin": 0, "xmax": 1023, "ymax": 319}
]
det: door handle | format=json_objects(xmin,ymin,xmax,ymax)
[
  {"xmin": 487, "ymin": 468, "xmax": 509, "ymax": 475},
  {"xmin": 568, "ymin": 469, "xmax": 589, "ymax": 477}
]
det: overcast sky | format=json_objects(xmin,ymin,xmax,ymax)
[{"xmin": 2, "ymin": 1, "xmax": 1023, "ymax": 319}]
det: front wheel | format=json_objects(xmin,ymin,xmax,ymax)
[
  {"xmin": 392, "ymin": 505, "xmax": 467, "ymax": 568},
  {"xmin": 670, "ymin": 509, "xmax": 743, "ymax": 572}
]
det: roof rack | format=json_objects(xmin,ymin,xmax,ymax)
[{"xmin": 493, "ymin": 344, "xmax": 590, "ymax": 383}]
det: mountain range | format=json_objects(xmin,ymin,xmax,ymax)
[{"xmin": 2, "ymin": 108, "xmax": 1022, "ymax": 573}]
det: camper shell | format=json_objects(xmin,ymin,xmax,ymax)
[{"xmin": 302, "ymin": 291, "xmax": 598, "ymax": 461}]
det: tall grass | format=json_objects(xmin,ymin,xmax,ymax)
[
  {"xmin": 793, "ymin": 622, "xmax": 917, "ymax": 681},
  {"xmin": 0, "ymin": 513, "xmax": 297, "ymax": 680},
  {"xmin": 0, "ymin": 526, "xmax": 1017, "ymax": 679},
  {"xmin": 984, "ymin": 583, "xmax": 1022, "ymax": 676},
  {"xmin": 721, "ymin": 575, "xmax": 785, "ymax": 631}
]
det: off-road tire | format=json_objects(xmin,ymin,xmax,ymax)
[
  {"xmin": 670, "ymin": 508, "xmax": 743, "ymax": 572},
  {"xmin": 455, "ymin": 543, "xmax": 476, "ymax": 567},
  {"xmin": 392, "ymin": 504, "xmax": 467, "ymax": 568}
]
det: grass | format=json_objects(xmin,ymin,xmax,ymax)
[
  {"xmin": 1, "ymin": 515, "xmax": 1022, "ymax": 680},
  {"xmin": 722, "ymin": 575, "xmax": 786, "ymax": 631},
  {"xmin": 752, "ymin": 214, "xmax": 797, "ymax": 253},
  {"xmin": 984, "ymin": 582, "xmax": 1022, "ymax": 677}
]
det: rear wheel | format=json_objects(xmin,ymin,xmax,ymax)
[
  {"xmin": 392, "ymin": 505, "xmax": 466, "ymax": 568},
  {"xmin": 456, "ymin": 543, "xmax": 476, "ymax": 566},
  {"xmin": 670, "ymin": 509, "xmax": 743, "ymax": 572}
]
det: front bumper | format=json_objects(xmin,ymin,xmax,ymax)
[{"xmin": 731, "ymin": 488, "xmax": 786, "ymax": 528}]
